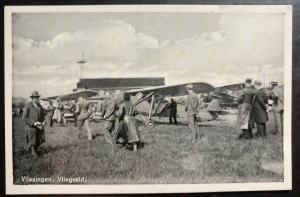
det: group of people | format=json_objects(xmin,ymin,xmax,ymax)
[
  {"xmin": 22, "ymin": 78, "xmax": 284, "ymax": 157},
  {"xmin": 22, "ymin": 90, "xmax": 142, "ymax": 157},
  {"xmin": 236, "ymin": 79, "xmax": 284, "ymax": 140}
]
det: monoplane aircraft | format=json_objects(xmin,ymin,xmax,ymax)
[{"xmin": 41, "ymin": 82, "xmax": 245, "ymax": 127}]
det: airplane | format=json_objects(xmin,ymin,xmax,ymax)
[
  {"xmin": 123, "ymin": 82, "xmax": 215, "ymax": 127},
  {"xmin": 40, "ymin": 82, "xmax": 215, "ymax": 127},
  {"xmin": 41, "ymin": 82, "xmax": 245, "ymax": 127},
  {"xmin": 211, "ymin": 83, "xmax": 244, "ymax": 109}
]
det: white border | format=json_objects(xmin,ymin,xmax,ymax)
[{"xmin": 5, "ymin": 5, "xmax": 292, "ymax": 194}]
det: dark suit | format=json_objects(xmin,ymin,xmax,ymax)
[
  {"xmin": 253, "ymin": 88, "xmax": 269, "ymax": 137},
  {"xmin": 168, "ymin": 100, "xmax": 177, "ymax": 124},
  {"xmin": 23, "ymin": 102, "xmax": 45, "ymax": 150}
]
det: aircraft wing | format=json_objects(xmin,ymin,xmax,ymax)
[
  {"xmin": 126, "ymin": 82, "xmax": 214, "ymax": 97},
  {"xmin": 45, "ymin": 89, "xmax": 98, "ymax": 101},
  {"xmin": 214, "ymin": 83, "xmax": 245, "ymax": 93}
]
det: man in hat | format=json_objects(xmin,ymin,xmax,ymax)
[
  {"xmin": 185, "ymin": 84, "xmax": 201, "ymax": 142},
  {"xmin": 269, "ymin": 81, "xmax": 284, "ymax": 135},
  {"xmin": 252, "ymin": 81, "xmax": 269, "ymax": 138},
  {"xmin": 23, "ymin": 91, "xmax": 45, "ymax": 157},
  {"xmin": 236, "ymin": 78, "xmax": 256, "ymax": 140},
  {"xmin": 74, "ymin": 96, "xmax": 93, "ymax": 140}
]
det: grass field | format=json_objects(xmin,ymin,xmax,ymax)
[{"xmin": 12, "ymin": 109, "xmax": 284, "ymax": 184}]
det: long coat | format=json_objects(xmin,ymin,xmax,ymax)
[
  {"xmin": 252, "ymin": 88, "xmax": 269, "ymax": 123},
  {"xmin": 23, "ymin": 101, "xmax": 45, "ymax": 149},
  {"xmin": 236, "ymin": 87, "xmax": 256, "ymax": 129},
  {"xmin": 118, "ymin": 101, "xmax": 140, "ymax": 144}
]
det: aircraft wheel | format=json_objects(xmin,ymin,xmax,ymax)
[{"xmin": 146, "ymin": 119, "xmax": 155, "ymax": 128}]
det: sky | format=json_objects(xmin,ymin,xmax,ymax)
[{"xmin": 11, "ymin": 12, "xmax": 284, "ymax": 98}]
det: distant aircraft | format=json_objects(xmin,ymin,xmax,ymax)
[
  {"xmin": 45, "ymin": 89, "xmax": 98, "ymax": 101},
  {"xmin": 40, "ymin": 89, "xmax": 98, "ymax": 125},
  {"xmin": 211, "ymin": 83, "xmax": 244, "ymax": 108}
]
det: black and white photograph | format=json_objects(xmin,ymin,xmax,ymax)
[{"xmin": 5, "ymin": 5, "xmax": 292, "ymax": 194}]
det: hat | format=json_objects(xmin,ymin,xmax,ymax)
[
  {"xmin": 254, "ymin": 81, "xmax": 262, "ymax": 85},
  {"xmin": 245, "ymin": 78, "xmax": 252, "ymax": 84},
  {"xmin": 270, "ymin": 81, "xmax": 278, "ymax": 86},
  {"xmin": 30, "ymin": 91, "xmax": 41, "ymax": 98},
  {"xmin": 185, "ymin": 84, "xmax": 194, "ymax": 90}
]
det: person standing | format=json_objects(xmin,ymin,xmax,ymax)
[
  {"xmin": 102, "ymin": 94, "xmax": 118, "ymax": 144},
  {"xmin": 23, "ymin": 91, "xmax": 45, "ymax": 157},
  {"xmin": 75, "ymin": 96, "xmax": 93, "ymax": 140},
  {"xmin": 185, "ymin": 84, "xmax": 201, "ymax": 143},
  {"xmin": 52, "ymin": 97, "xmax": 63, "ymax": 125},
  {"xmin": 252, "ymin": 81, "xmax": 269, "ymax": 138},
  {"xmin": 117, "ymin": 93, "xmax": 140, "ymax": 151},
  {"xmin": 269, "ymin": 81, "xmax": 284, "ymax": 135},
  {"xmin": 168, "ymin": 98, "xmax": 177, "ymax": 124},
  {"xmin": 236, "ymin": 78, "xmax": 256, "ymax": 140}
]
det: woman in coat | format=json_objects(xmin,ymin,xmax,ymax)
[
  {"xmin": 23, "ymin": 91, "xmax": 45, "ymax": 157},
  {"xmin": 117, "ymin": 93, "xmax": 140, "ymax": 151}
]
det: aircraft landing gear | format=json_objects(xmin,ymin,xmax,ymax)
[{"xmin": 146, "ymin": 119, "xmax": 155, "ymax": 128}]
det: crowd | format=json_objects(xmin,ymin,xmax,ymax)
[
  {"xmin": 21, "ymin": 78, "xmax": 284, "ymax": 157},
  {"xmin": 22, "ymin": 91, "xmax": 141, "ymax": 157},
  {"xmin": 236, "ymin": 79, "xmax": 284, "ymax": 140}
]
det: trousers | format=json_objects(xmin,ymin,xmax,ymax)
[
  {"xmin": 77, "ymin": 119, "xmax": 92, "ymax": 140},
  {"xmin": 256, "ymin": 123, "xmax": 267, "ymax": 137},
  {"xmin": 188, "ymin": 115, "xmax": 200, "ymax": 140},
  {"xmin": 103, "ymin": 120, "xmax": 116, "ymax": 144},
  {"xmin": 273, "ymin": 110, "xmax": 283, "ymax": 135},
  {"xmin": 169, "ymin": 111, "xmax": 177, "ymax": 124}
]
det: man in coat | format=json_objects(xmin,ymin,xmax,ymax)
[
  {"xmin": 236, "ymin": 78, "xmax": 256, "ymax": 140},
  {"xmin": 168, "ymin": 98, "xmax": 178, "ymax": 124},
  {"xmin": 102, "ymin": 93, "xmax": 119, "ymax": 144},
  {"xmin": 74, "ymin": 96, "xmax": 93, "ymax": 140},
  {"xmin": 185, "ymin": 84, "xmax": 201, "ymax": 143},
  {"xmin": 269, "ymin": 81, "xmax": 284, "ymax": 135},
  {"xmin": 253, "ymin": 81, "xmax": 269, "ymax": 138},
  {"xmin": 51, "ymin": 97, "xmax": 63, "ymax": 125},
  {"xmin": 23, "ymin": 91, "xmax": 45, "ymax": 157}
]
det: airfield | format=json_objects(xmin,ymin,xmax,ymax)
[{"xmin": 12, "ymin": 108, "xmax": 283, "ymax": 184}]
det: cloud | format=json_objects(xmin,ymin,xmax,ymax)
[{"xmin": 12, "ymin": 16, "xmax": 284, "ymax": 97}]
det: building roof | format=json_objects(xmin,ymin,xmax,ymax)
[{"xmin": 77, "ymin": 78, "xmax": 165, "ymax": 89}]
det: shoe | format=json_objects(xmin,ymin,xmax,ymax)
[{"xmin": 238, "ymin": 134, "xmax": 244, "ymax": 139}]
